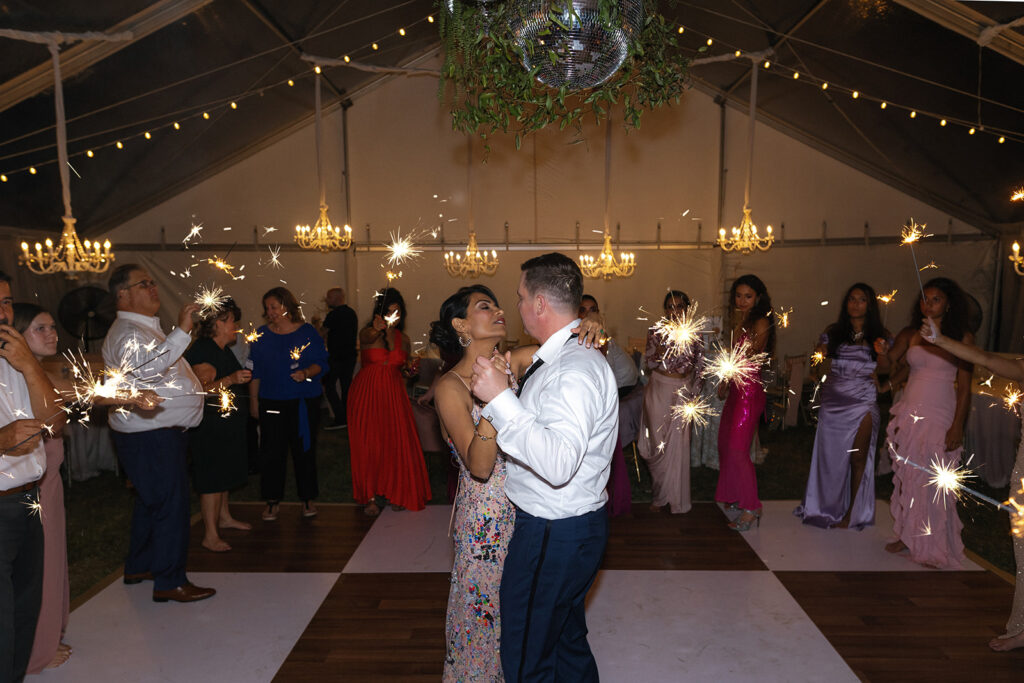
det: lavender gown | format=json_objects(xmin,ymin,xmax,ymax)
[{"xmin": 795, "ymin": 342, "xmax": 878, "ymax": 529}]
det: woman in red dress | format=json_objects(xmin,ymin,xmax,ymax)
[{"xmin": 348, "ymin": 289, "xmax": 431, "ymax": 516}]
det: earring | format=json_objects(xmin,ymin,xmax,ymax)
[{"xmin": 459, "ymin": 334, "xmax": 472, "ymax": 348}]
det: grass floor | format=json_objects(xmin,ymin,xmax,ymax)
[{"xmin": 65, "ymin": 419, "xmax": 1016, "ymax": 601}]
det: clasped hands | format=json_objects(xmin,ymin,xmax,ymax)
[{"xmin": 471, "ymin": 350, "xmax": 514, "ymax": 405}]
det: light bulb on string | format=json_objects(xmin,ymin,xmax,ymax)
[
  {"xmin": 427, "ymin": 15, "xmax": 434, "ymax": 23},
  {"xmin": 173, "ymin": 121, "xmax": 181, "ymax": 129},
  {"xmin": 0, "ymin": 175, "xmax": 7, "ymax": 182},
  {"xmin": 372, "ymin": 43, "xmax": 378, "ymax": 50},
  {"xmin": 230, "ymin": 101, "xmax": 238, "ymax": 109},
  {"xmin": 314, "ymin": 66, "xmax": 321, "ymax": 74},
  {"xmin": 677, "ymin": 26, "xmax": 684, "ymax": 34},
  {"xmin": 287, "ymin": 79, "xmax": 294, "ymax": 86},
  {"xmin": 821, "ymin": 82, "xmax": 828, "ymax": 90},
  {"xmin": 344, "ymin": 55, "xmax": 350, "ymax": 62},
  {"xmin": 86, "ymin": 150, "xmax": 94, "ymax": 157},
  {"xmin": 792, "ymin": 71, "xmax": 800, "ymax": 79},
  {"xmin": 763, "ymin": 60, "xmax": 770, "ymax": 68},
  {"xmin": 706, "ymin": 38, "xmax": 713, "ymax": 46},
  {"xmin": 203, "ymin": 112, "xmax": 210, "ymax": 119},
  {"xmin": 910, "ymin": 111, "xmax": 917, "ymax": 118},
  {"xmin": 880, "ymin": 101, "xmax": 887, "ymax": 109},
  {"xmin": 852, "ymin": 90, "xmax": 859, "ymax": 99},
  {"xmin": 969, "ymin": 127, "xmax": 976, "ymax": 135},
  {"xmin": 399, "ymin": 27, "xmax": 406, "ymax": 36}
]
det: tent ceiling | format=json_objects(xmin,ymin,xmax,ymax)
[{"xmin": 0, "ymin": 0, "xmax": 1021, "ymax": 236}]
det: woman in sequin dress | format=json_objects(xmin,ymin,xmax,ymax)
[
  {"xmin": 638, "ymin": 290, "xmax": 704, "ymax": 513},
  {"xmin": 715, "ymin": 274, "xmax": 775, "ymax": 531},
  {"xmin": 885, "ymin": 278, "xmax": 973, "ymax": 569},
  {"xmin": 921, "ymin": 315, "xmax": 1024, "ymax": 650}
]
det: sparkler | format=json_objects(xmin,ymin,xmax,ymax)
[
  {"xmin": 384, "ymin": 310, "xmax": 401, "ymax": 327},
  {"xmin": 215, "ymin": 388, "xmax": 237, "ymax": 417},
  {"xmin": 900, "ymin": 219, "xmax": 932, "ymax": 300},
  {"xmin": 810, "ymin": 351, "xmax": 825, "ymax": 366},
  {"xmin": 244, "ymin": 325, "xmax": 263, "ymax": 343},
  {"xmin": 266, "ymin": 245, "xmax": 283, "ymax": 269},
  {"xmin": 182, "ymin": 222, "xmax": 203, "ymax": 246},
  {"xmin": 385, "ymin": 229, "xmax": 423, "ymax": 267},
  {"xmin": 1003, "ymin": 385, "xmax": 1022, "ymax": 414},
  {"xmin": 703, "ymin": 339, "xmax": 768, "ymax": 387},
  {"xmin": 385, "ymin": 270, "xmax": 402, "ymax": 282},
  {"xmin": 670, "ymin": 393, "xmax": 715, "ymax": 428},
  {"xmin": 926, "ymin": 455, "xmax": 975, "ymax": 507},
  {"xmin": 194, "ymin": 285, "xmax": 229, "ymax": 317},
  {"xmin": 651, "ymin": 303, "xmax": 707, "ymax": 361},
  {"xmin": 877, "ymin": 289, "xmax": 897, "ymax": 326},
  {"xmin": 889, "ymin": 442, "xmax": 1014, "ymax": 516},
  {"xmin": 206, "ymin": 255, "xmax": 242, "ymax": 280},
  {"xmin": 23, "ymin": 493, "xmax": 42, "ymax": 518},
  {"xmin": 774, "ymin": 307, "xmax": 792, "ymax": 328},
  {"xmin": 289, "ymin": 342, "xmax": 311, "ymax": 361},
  {"xmin": 1012, "ymin": 188, "xmax": 1024, "ymax": 202}
]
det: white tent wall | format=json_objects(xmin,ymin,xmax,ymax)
[{"xmin": 13, "ymin": 65, "xmax": 994, "ymax": 362}]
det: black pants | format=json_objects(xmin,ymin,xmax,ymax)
[
  {"xmin": 259, "ymin": 397, "xmax": 320, "ymax": 502},
  {"xmin": 0, "ymin": 486, "xmax": 43, "ymax": 683},
  {"xmin": 322, "ymin": 355, "xmax": 355, "ymax": 424}
]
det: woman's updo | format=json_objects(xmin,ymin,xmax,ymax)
[{"xmin": 429, "ymin": 285, "xmax": 499, "ymax": 370}]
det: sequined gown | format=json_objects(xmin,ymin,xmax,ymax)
[
  {"xmin": 886, "ymin": 345, "xmax": 966, "ymax": 568},
  {"xmin": 795, "ymin": 340, "xmax": 880, "ymax": 529},
  {"xmin": 1001, "ymin": 416, "xmax": 1024, "ymax": 639},
  {"xmin": 715, "ymin": 333, "xmax": 766, "ymax": 512},
  {"xmin": 444, "ymin": 403, "xmax": 515, "ymax": 682}
]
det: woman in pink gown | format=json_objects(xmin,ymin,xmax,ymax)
[
  {"xmin": 885, "ymin": 278, "xmax": 972, "ymax": 568},
  {"xmin": 715, "ymin": 275, "xmax": 775, "ymax": 531}
]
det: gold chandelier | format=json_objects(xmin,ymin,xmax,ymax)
[
  {"xmin": 1011, "ymin": 241, "xmax": 1024, "ymax": 276},
  {"xmin": 717, "ymin": 57, "xmax": 774, "ymax": 256},
  {"xmin": 580, "ymin": 230, "xmax": 635, "ymax": 280},
  {"xmin": 718, "ymin": 208, "xmax": 773, "ymax": 254},
  {"xmin": 20, "ymin": 216, "xmax": 113, "ymax": 278},
  {"xmin": 295, "ymin": 70, "xmax": 352, "ymax": 252},
  {"xmin": 18, "ymin": 37, "xmax": 115, "ymax": 277},
  {"xmin": 444, "ymin": 230, "xmax": 499, "ymax": 277}
]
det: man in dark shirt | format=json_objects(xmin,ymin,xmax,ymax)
[{"xmin": 322, "ymin": 287, "xmax": 358, "ymax": 429}]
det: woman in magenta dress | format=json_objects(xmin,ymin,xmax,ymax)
[
  {"xmin": 715, "ymin": 274, "xmax": 774, "ymax": 531},
  {"xmin": 884, "ymin": 277, "xmax": 972, "ymax": 568},
  {"xmin": 796, "ymin": 283, "xmax": 891, "ymax": 529},
  {"xmin": 638, "ymin": 290, "xmax": 704, "ymax": 514},
  {"xmin": 348, "ymin": 289, "xmax": 430, "ymax": 516}
]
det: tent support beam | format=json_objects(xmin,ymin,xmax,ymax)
[{"xmin": 893, "ymin": 0, "xmax": 1024, "ymax": 67}]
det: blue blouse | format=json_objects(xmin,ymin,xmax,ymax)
[{"xmin": 250, "ymin": 322, "xmax": 329, "ymax": 401}]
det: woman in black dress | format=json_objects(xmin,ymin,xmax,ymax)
[{"xmin": 186, "ymin": 298, "xmax": 252, "ymax": 552}]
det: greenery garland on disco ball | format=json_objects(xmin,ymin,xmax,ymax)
[{"xmin": 439, "ymin": 0, "xmax": 691, "ymax": 151}]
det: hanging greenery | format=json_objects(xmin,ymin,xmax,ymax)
[{"xmin": 439, "ymin": 0, "xmax": 691, "ymax": 149}]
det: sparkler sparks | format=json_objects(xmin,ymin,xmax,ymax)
[
  {"xmin": 216, "ymin": 388, "xmax": 237, "ymax": 417},
  {"xmin": 206, "ymin": 255, "xmax": 242, "ymax": 280},
  {"xmin": 194, "ymin": 285, "xmax": 229, "ymax": 317},
  {"xmin": 919, "ymin": 261, "xmax": 939, "ymax": 271},
  {"xmin": 23, "ymin": 494, "xmax": 42, "ymax": 518},
  {"xmin": 1012, "ymin": 188, "xmax": 1024, "ymax": 202},
  {"xmin": 926, "ymin": 456, "xmax": 975, "ymax": 507},
  {"xmin": 1003, "ymin": 385, "xmax": 1022, "ymax": 413},
  {"xmin": 182, "ymin": 222, "xmax": 203, "ymax": 246},
  {"xmin": 384, "ymin": 310, "xmax": 401, "ymax": 327},
  {"xmin": 244, "ymin": 325, "xmax": 263, "ymax": 343},
  {"xmin": 900, "ymin": 219, "xmax": 932, "ymax": 245},
  {"xmin": 810, "ymin": 351, "xmax": 825, "ymax": 366},
  {"xmin": 266, "ymin": 245, "xmax": 283, "ymax": 269},
  {"xmin": 703, "ymin": 340, "xmax": 768, "ymax": 387},
  {"xmin": 876, "ymin": 289, "xmax": 898, "ymax": 305},
  {"xmin": 671, "ymin": 394, "xmax": 715, "ymax": 428},
  {"xmin": 385, "ymin": 270, "xmax": 402, "ymax": 282},
  {"xmin": 774, "ymin": 307, "xmax": 793, "ymax": 328},
  {"xmin": 289, "ymin": 342, "xmax": 311, "ymax": 361},
  {"xmin": 651, "ymin": 303, "xmax": 707, "ymax": 360},
  {"xmin": 385, "ymin": 229, "xmax": 423, "ymax": 267}
]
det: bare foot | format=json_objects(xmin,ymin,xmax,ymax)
[
  {"xmin": 202, "ymin": 537, "xmax": 231, "ymax": 552},
  {"xmin": 989, "ymin": 630, "xmax": 1024, "ymax": 651},
  {"xmin": 219, "ymin": 518, "xmax": 252, "ymax": 531},
  {"xmin": 885, "ymin": 539, "xmax": 907, "ymax": 553},
  {"xmin": 45, "ymin": 644, "xmax": 72, "ymax": 668}
]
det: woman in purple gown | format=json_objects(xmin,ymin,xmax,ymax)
[
  {"xmin": 716, "ymin": 275, "xmax": 774, "ymax": 531},
  {"xmin": 795, "ymin": 283, "xmax": 890, "ymax": 529}
]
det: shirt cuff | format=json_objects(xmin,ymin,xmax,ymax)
[
  {"xmin": 481, "ymin": 388, "xmax": 522, "ymax": 430},
  {"xmin": 166, "ymin": 327, "xmax": 192, "ymax": 352}
]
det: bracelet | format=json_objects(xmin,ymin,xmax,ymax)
[{"xmin": 474, "ymin": 429, "xmax": 494, "ymax": 441}]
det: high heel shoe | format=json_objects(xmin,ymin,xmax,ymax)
[
  {"xmin": 728, "ymin": 509, "xmax": 761, "ymax": 531},
  {"xmin": 724, "ymin": 502, "xmax": 741, "ymax": 512}
]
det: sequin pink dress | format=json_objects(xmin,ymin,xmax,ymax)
[
  {"xmin": 715, "ymin": 333, "xmax": 766, "ymax": 512},
  {"xmin": 886, "ymin": 345, "xmax": 966, "ymax": 568},
  {"xmin": 444, "ymin": 402, "xmax": 515, "ymax": 682}
]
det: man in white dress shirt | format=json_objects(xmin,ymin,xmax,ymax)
[
  {"xmin": 102, "ymin": 264, "xmax": 214, "ymax": 603},
  {"xmin": 0, "ymin": 270, "xmax": 63, "ymax": 682},
  {"xmin": 473, "ymin": 253, "xmax": 618, "ymax": 681}
]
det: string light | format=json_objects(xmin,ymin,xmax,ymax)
[
  {"xmin": 173, "ymin": 122, "xmax": 180, "ymax": 129},
  {"xmin": 940, "ymin": 119, "xmax": 946, "ymax": 126},
  {"xmin": 909, "ymin": 110, "xmax": 916, "ymax": 118},
  {"xmin": 314, "ymin": 65, "xmax": 321, "ymax": 74},
  {"xmin": 821, "ymin": 82, "xmax": 828, "ymax": 90},
  {"xmin": 852, "ymin": 90, "xmax": 859, "ymax": 98},
  {"xmin": 969, "ymin": 127, "xmax": 976, "ymax": 135},
  {"xmin": 763, "ymin": 60, "xmax": 770, "ymax": 68},
  {"xmin": 792, "ymin": 71, "xmax": 800, "ymax": 79},
  {"xmin": 287, "ymin": 79, "xmax": 294, "ymax": 86},
  {"xmin": 372, "ymin": 43, "xmax": 379, "ymax": 50},
  {"xmin": 706, "ymin": 38, "xmax": 713, "ymax": 46},
  {"xmin": 427, "ymin": 15, "xmax": 434, "ymax": 23},
  {"xmin": 202, "ymin": 112, "xmax": 210, "ymax": 119},
  {"xmin": 144, "ymin": 131, "xmax": 151, "ymax": 139},
  {"xmin": 0, "ymin": 175, "xmax": 6, "ymax": 182},
  {"xmin": 344, "ymin": 55, "xmax": 350, "ymax": 62},
  {"xmin": 734, "ymin": 50, "xmax": 741, "ymax": 57},
  {"xmin": 399, "ymin": 28, "xmax": 406, "ymax": 36},
  {"xmin": 678, "ymin": 26, "xmax": 684, "ymax": 33},
  {"xmin": 29, "ymin": 166, "xmax": 37, "ymax": 174},
  {"xmin": 86, "ymin": 150, "xmax": 94, "ymax": 157},
  {"xmin": 1000, "ymin": 136, "xmax": 1006, "ymax": 143},
  {"xmin": 880, "ymin": 101, "xmax": 887, "ymax": 109},
  {"xmin": 230, "ymin": 101, "xmax": 238, "ymax": 109}
]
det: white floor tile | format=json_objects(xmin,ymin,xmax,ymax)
[
  {"xmin": 343, "ymin": 505, "xmax": 454, "ymax": 573},
  {"xmin": 44, "ymin": 572, "xmax": 338, "ymax": 683},
  {"xmin": 587, "ymin": 570, "xmax": 858, "ymax": 683},
  {"xmin": 728, "ymin": 500, "xmax": 981, "ymax": 571}
]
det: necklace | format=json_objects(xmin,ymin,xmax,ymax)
[{"xmin": 851, "ymin": 330, "xmax": 864, "ymax": 343}]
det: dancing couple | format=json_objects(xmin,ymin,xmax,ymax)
[{"xmin": 430, "ymin": 253, "xmax": 617, "ymax": 681}]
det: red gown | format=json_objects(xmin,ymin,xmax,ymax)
[{"xmin": 347, "ymin": 331, "xmax": 431, "ymax": 510}]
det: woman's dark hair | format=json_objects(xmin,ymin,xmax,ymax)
[
  {"xmin": 12, "ymin": 303, "xmax": 47, "ymax": 334},
  {"xmin": 825, "ymin": 283, "xmax": 886, "ymax": 359},
  {"xmin": 369, "ymin": 288, "xmax": 407, "ymax": 332},
  {"xmin": 262, "ymin": 287, "xmax": 303, "ymax": 322},
  {"xmin": 729, "ymin": 274, "xmax": 776, "ymax": 354},
  {"xmin": 197, "ymin": 298, "xmax": 242, "ymax": 339},
  {"xmin": 910, "ymin": 277, "xmax": 970, "ymax": 341},
  {"xmin": 429, "ymin": 285, "xmax": 500, "ymax": 371},
  {"xmin": 663, "ymin": 290, "xmax": 690, "ymax": 311}
]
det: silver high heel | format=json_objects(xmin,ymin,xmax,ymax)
[{"xmin": 728, "ymin": 509, "xmax": 762, "ymax": 531}]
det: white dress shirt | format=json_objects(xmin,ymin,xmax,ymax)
[
  {"xmin": 0, "ymin": 359, "xmax": 46, "ymax": 490},
  {"xmin": 102, "ymin": 311, "xmax": 203, "ymax": 433},
  {"xmin": 605, "ymin": 338, "xmax": 639, "ymax": 389},
  {"xmin": 482, "ymin": 319, "xmax": 619, "ymax": 520}
]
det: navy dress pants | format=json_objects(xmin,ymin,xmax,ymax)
[
  {"xmin": 500, "ymin": 506, "xmax": 608, "ymax": 682},
  {"xmin": 0, "ymin": 486, "xmax": 43, "ymax": 683},
  {"xmin": 112, "ymin": 428, "xmax": 190, "ymax": 592}
]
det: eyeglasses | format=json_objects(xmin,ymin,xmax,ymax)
[{"xmin": 124, "ymin": 279, "xmax": 157, "ymax": 291}]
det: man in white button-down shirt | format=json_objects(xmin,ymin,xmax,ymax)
[{"xmin": 474, "ymin": 253, "xmax": 617, "ymax": 682}]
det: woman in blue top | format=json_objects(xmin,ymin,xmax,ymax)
[{"xmin": 248, "ymin": 287, "xmax": 329, "ymax": 521}]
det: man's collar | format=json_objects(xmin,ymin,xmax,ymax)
[{"xmin": 533, "ymin": 319, "xmax": 581, "ymax": 364}]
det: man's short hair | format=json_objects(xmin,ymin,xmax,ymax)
[
  {"xmin": 108, "ymin": 263, "xmax": 141, "ymax": 295},
  {"xmin": 0, "ymin": 270, "xmax": 11, "ymax": 285},
  {"xmin": 521, "ymin": 253, "xmax": 583, "ymax": 313}
]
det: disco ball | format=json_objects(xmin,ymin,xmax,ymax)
[{"xmin": 511, "ymin": 0, "xmax": 645, "ymax": 91}]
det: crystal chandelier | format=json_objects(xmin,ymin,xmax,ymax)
[
  {"xmin": 718, "ymin": 208, "xmax": 773, "ymax": 254},
  {"xmin": 444, "ymin": 230, "xmax": 499, "ymax": 277},
  {"xmin": 580, "ymin": 229, "xmax": 635, "ymax": 280},
  {"xmin": 295, "ymin": 71, "xmax": 352, "ymax": 252},
  {"xmin": 1011, "ymin": 241, "xmax": 1024, "ymax": 276},
  {"xmin": 19, "ymin": 39, "xmax": 115, "ymax": 278},
  {"xmin": 717, "ymin": 58, "xmax": 774, "ymax": 255}
]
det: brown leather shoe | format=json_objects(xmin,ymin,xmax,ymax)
[
  {"xmin": 152, "ymin": 582, "xmax": 216, "ymax": 603},
  {"xmin": 123, "ymin": 571, "xmax": 154, "ymax": 585}
]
